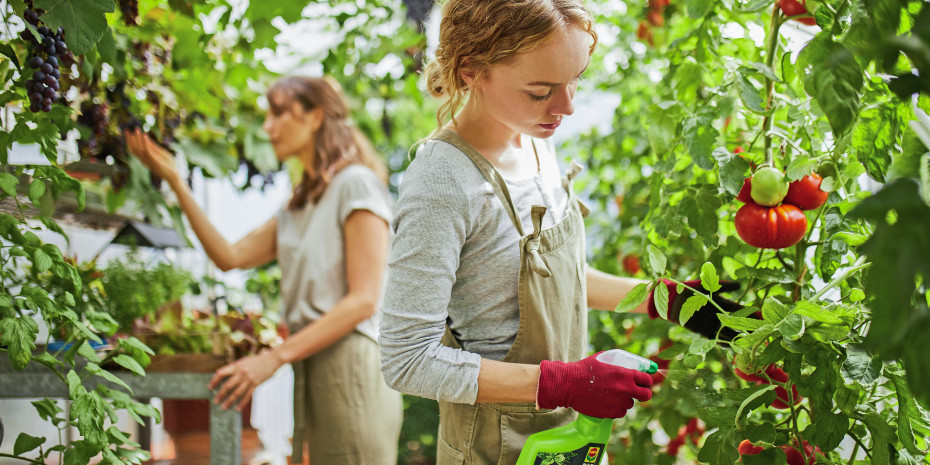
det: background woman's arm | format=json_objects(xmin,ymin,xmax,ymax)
[{"xmin": 126, "ymin": 128, "xmax": 277, "ymax": 271}]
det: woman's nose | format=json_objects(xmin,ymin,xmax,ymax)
[{"xmin": 549, "ymin": 85, "xmax": 575, "ymax": 116}]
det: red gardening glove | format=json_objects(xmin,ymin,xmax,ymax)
[
  {"xmin": 647, "ymin": 279, "xmax": 744, "ymax": 341},
  {"xmin": 537, "ymin": 352, "xmax": 654, "ymax": 419}
]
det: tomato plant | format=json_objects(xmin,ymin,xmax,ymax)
[{"xmin": 580, "ymin": 0, "xmax": 930, "ymax": 461}]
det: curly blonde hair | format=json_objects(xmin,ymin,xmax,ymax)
[{"xmin": 424, "ymin": 0, "xmax": 598, "ymax": 130}]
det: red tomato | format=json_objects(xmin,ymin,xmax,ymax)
[
  {"xmin": 647, "ymin": 9, "xmax": 665, "ymax": 26},
  {"xmin": 736, "ymin": 177, "xmax": 753, "ymax": 203},
  {"xmin": 738, "ymin": 439, "xmax": 764, "ymax": 456},
  {"xmin": 778, "ymin": 0, "xmax": 818, "ymax": 25},
  {"xmin": 784, "ymin": 173, "xmax": 828, "ymax": 211},
  {"xmin": 666, "ymin": 433, "xmax": 685, "ymax": 456},
  {"xmin": 735, "ymin": 366, "xmax": 765, "ymax": 383},
  {"xmin": 622, "ymin": 255, "xmax": 640, "ymax": 275},
  {"xmin": 781, "ymin": 442, "xmax": 822, "ymax": 465},
  {"xmin": 636, "ymin": 21, "xmax": 654, "ymax": 45},
  {"xmin": 735, "ymin": 202, "xmax": 808, "ymax": 249}
]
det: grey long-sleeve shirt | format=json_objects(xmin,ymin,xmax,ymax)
[{"xmin": 379, "ymin": 136, "xmax": 569, "ymax": 404}]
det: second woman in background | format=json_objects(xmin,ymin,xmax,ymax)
[{"xmin": 126, "ymin": 76, "xmax": 402, "ymax": 465}]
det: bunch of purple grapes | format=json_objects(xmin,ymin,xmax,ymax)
[{"xmin": 21, "ymin": 8, "xmax": 68, "ymax": 113}]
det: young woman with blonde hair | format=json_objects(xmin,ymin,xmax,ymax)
[
  {"xmin": 127, "ymin": 76, "xmax": 402, "ymax": 464},
  {"xmin": 379, "ymin": 0, "xmax": 742, "ymax": 463}
]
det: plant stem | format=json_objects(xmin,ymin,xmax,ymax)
[
  {"xmin": 811, "ymin": 256, "xmax": 869, "ymax": 301},
  {"xmin": 738, "ymin": 251, "xmax": 767, "ymax": 303},
  {"xmin": 0, "ymin": 453, "xmax": 47, "ymax": 465},
  {"xmin": 762, "ymin": 5, "xmax": 785, "ymax": 166},
  {"xmin": 846, "ymin": 437, "xmax": 860, "ymax": 465}
]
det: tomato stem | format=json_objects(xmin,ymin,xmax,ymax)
[
  {"xmin": 810, "ymin": 256, "xmax": 869, "ymax": 301},
  {"xmin": 737, "ymin": 251, "xmax": 767, "ymax": 303},
  {"xmin": 761, "ymin": 5, "xmax": 784, "ymax": 167}
]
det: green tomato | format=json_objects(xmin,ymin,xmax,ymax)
[{"xmin": 750, "ymin": 167, "xmax": 789, "ymax": 206}]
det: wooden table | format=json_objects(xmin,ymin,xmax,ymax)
[{"xmin": 0, "ymin": 355, "xmax": 242, "ymax": 465}]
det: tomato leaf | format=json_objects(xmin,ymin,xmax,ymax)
[
  {"xmin": 644, "ymin": 244, "xmax": 667, "ymax": 276},
  {"xmin": 614, "ymin": 282, "xmax": 650, "ymax": 314},
  {"xmin": 776, "ymin": 313, "xmax": 805, "ymax": 340},
  {"xmin": 853, "ymin": 105, "xmax": 899, "ymax": 183},
  {"xmin": 14, "ymin": 433, "xmax": 45, "ymax": 455},
  {"xmin": 654, "ymin": 281, "xmax": 670, "ymax": 320},
  {"xmin": 738, "ymin": 73, "xmax": 771, "ymax": 115},
  {"xmin": 718, "ymin": 314, "xmax": 765, "ymax": 331},
  {"xmin": 803, "ymin": 411, "xmax": 848, "ymax": 450},
  {"xmin": 716, "ymin": 147, "xmax": 752, "ymax": 196},
  {"xmin": 678, "ymin": 294, "xmax": 708, "ymax": 326},
  {"xmin": 700, "ymin": 262, "xmax": 721, "ymax": 293},
  {"xmin": 736, "ymin": 384, "xmax": 776, "ymax": 424},
  {"xmin": 682, "ymin": 113, "xmax": 720, "ymax": 171},
  {"xmin": 696, "ymin": 428, "xmax": 739, "ymax": 464},
  {"xmin": 862, "ymin": 412, "xmax": 894, "ymax": 465},
  {"xmin": 762, "ymin": 300, "xmax": 790, "ymax": 324},
  {"xmin": 112, "ymin": 354, "xmax": 146, "ymax": 377},
  {"xmin": 0, "ymin": 316, "xmax": 39, "ymax": 370},
  {"xmin": 793, "ymin": 301, "xmax": 844, "ymax": 325},
  {"xmin": 887, "ymin": 368, "xmax": 924, "ymax": 455},
  {"xmin": 798, "ymin": 36, "xmax": 863, "ymax": 136}
]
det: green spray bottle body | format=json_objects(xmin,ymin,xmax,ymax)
[{"xmin": 514, "ymin": 349, "xmax": 658, "ymax": 465}]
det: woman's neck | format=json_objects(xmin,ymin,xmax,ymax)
[
  {"xmin": 295, "ymin": 145, "xmax": 317, "ymax": 179},
  {"xmin": 450, "ymin": 102, "xmax": 538, "ymax": 180}
]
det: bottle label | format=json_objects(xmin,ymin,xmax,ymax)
[{"xmin": 531, "ymin": 442, "xmax": 606, "ymax": 464}]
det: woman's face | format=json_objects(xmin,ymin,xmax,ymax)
[
  {"xmin": 469, "ymin": 25, "xmax": 592, "ymax": 139},
  {"xmin": 262, "ymin": 99, "xmax": 322, "ymax": 162}
]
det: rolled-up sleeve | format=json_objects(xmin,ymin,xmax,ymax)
[{"xmin": 379, "ymin": 148, "xmax": 482, "ymax": 404}]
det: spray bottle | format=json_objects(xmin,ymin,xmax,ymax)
[{"xmin": 515, "ymin": 349, "xmax": 658, "ymax": 465}]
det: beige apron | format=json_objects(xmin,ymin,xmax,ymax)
[{"xmin": 433, "ymin": 130, "xmax": 590, "ymax": 465}]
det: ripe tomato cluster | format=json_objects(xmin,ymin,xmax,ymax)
[
  {"xmin": 734, "ymin": 170, "xmax": 828, "ymax": 249},
  {"xmin": 666, "ymin": 418, "xmax": 705, "ymax": 456},
  {"xmin": 738, "ymin": 439, "xmax": 823, "ymax": 465},
  {"xmin": 733, "ymin": 363, "xmax": 802, "ymax": 409}
]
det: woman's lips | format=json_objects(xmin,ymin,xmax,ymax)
[{"xmin": 539, "ymin": 121, "xmax": 561, "ymax": 130}]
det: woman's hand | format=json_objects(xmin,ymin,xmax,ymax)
[
  {"xmin": 124, "ymin": 127, "xmax": 181, "ymax": 185},
  {"xmin": 207, "ymin": 350, "xmax": 284, "ymax": 411}
]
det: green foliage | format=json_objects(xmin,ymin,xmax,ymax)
[
  {"xmin": 98, "ymin": 250, "xmax": 193, "ymax": 333},
  {"xmin": 578, "ymin": 0, "xmax": 930, "ymax": 461}
]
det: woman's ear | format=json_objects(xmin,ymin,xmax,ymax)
[
  {"xmin": 459, "ymin": 57, "xmax": 478, "ymax": 88},
  {"xmin": 307, "ymin": 107, "xmax": 325, "ymax": 133}
]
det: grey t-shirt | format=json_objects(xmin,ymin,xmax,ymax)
[
  {"xmin": 380, "ymin": 136, "xmax": 569, "ymax": 404},
  {"xmin": 276, "ymin": 164, "xmax": 392, "ymax": 342}
]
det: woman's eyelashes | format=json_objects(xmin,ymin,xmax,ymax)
[
  {"xmin": 527, "ymin": 77, "xmax": 582, "ymax": 102},
  {"xmin": 528, "ymin": 90, "xmax": 553, "ymax": 101}
]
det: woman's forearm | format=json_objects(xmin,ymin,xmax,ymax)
[
  {"xmin": 167, "ymin": 176, "xmax": 238, "ymax": 270},
  {"xmin": 268, "ymin": 293, "xmax": 377, "ymax": 365},
  {"xmin": 475, "ymin": 359, "xmax": 541, "ymax": 404},
  {"xmin": 586, "ymin": 267, "xmax": 650, "ymax": 313}
]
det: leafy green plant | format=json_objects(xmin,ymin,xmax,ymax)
[
  {"xmin": 578, "ymin": 0, "xmax": 930, "ymax": 462},
  {"xmin": 99, "ymin": 250, "xmax": 193, "ymax": 334}
]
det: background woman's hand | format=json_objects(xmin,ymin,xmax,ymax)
[
  {"xmin": 124, "ymin": 127, "xmax": 181, "ymax": 185},
  {"xmin": 207, "ymin": 350, "xmax": 284, "ymax": 411}
]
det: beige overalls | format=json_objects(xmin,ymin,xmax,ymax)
[{"xmin": 434, "ymin": 130, "xmax": 590, "ymax": 465}]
